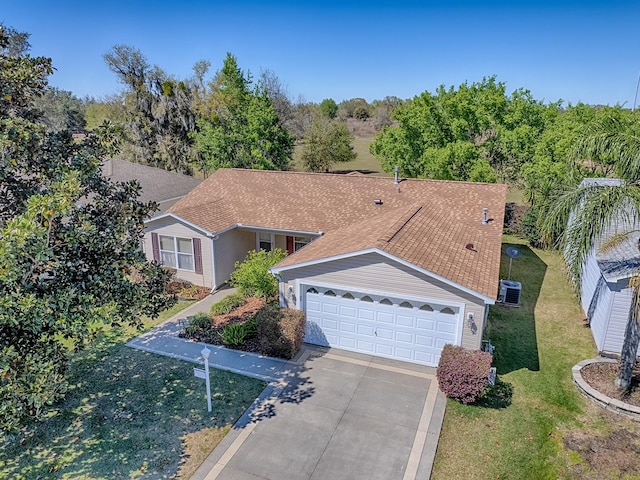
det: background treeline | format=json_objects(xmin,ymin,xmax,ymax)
[{"xmin": 35, "ymin": 44, "xmax": 640, "ymax": 248}]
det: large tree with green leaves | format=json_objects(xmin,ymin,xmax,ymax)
[
  {"xmin": 104, "ymin": 45, "xmax": 197, "ymax": 174},
  {"xmin": 542, "ymin": 114, "xmax": 640, "ymax": 390},
  {"xmin": 370, "ymin": 77, "xmax": 551, "ymax": 183},
  {"xmin": 0, "ymin": 26, "xmax": 174, "ymax": 434},
  {"xmin": 301, "ymin": 117, "xmax": 356, "ymax": 172},
  {"xmin": 192, "ymin": 53, "xmax": 294, "ymax": 173}
]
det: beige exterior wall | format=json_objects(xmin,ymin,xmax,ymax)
[
  {"xmin": 214, "ymin": 229, "xmax": 256, "ymax": 287},
  {"xmin": 275, "ymin": 234, "xmax": 287, "ymax": 251},
  {"xmin": 143, "ymin": 217, "xmax": 213, "ymax": 288},
  {"xmin": 278, "ymin": 252, "xmax": 487, "ymax": 350}
]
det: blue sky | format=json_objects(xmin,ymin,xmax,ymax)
[{"xmin": 4, "ymin": 1, "xmax": 639, "ymax": 106}]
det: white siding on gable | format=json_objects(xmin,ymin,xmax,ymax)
[
  {"xmin": 279, "ymin": 252, "xmax": 486, "ymax": 351},
  {"xmin": 144, "ymin": 218, "xmax": 213, "ymax": 288},
  {"xmin": 214, "ymin": 229, "xmax": 256, "ymax": 287}
]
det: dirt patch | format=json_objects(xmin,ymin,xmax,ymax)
[
  {"xmin": 564, "ymin": 427, "xmax": 640, "ymax": 478},
  {"xmin": 563, "ymin": 362, "xmax": 640, "ymax": 478},
  {"xmin": 581, "ymin": 362, "xmax": 640, "ymax": 407}
]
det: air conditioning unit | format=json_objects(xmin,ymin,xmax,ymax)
[{"xmin": 499, "ymin": 280, "xmax": 521, "ymax": 305}]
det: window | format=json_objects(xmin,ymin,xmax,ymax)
[
  {"xmin": 342, "ymin": 292, "xmax": 355, "ymax": 299},
  {"xmin": 420, "ymin": 304, "xmax": 434, "ymax": 312},
  {"xmin": 380, "ymin": 298, "xmax": 393, "ymax": 305},
  {"xmin": 294, "ymin": 236, "xmax": 311, "ymax": 251},
  {"xmin": 307, "ymin": 287, "xmax": 318, "ymax": 294},
  {"xmin": 399, "ymin": 301, "xmax": 413, "ymax": 309},
  {"xmin": 159, "ymin": 235, "xmax": 194, "ymax": 271},
  {"xmin": 258, "ymin": 232, "xmax": 273, "ymax": 252},
  {"xmin": 360, "ymin": 295, "xmax": 373, "ymax": 303},
  {"xmin": 324, "ymin": 290, "xmax": 336, "ymax": 297},
  {"xmin": 441, "ymin": 307, "xmax": 455, "ymax": 315}
]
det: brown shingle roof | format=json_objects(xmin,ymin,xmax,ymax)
[{"xmin": 166, "ymin": 168, "xmax": 506, "ymax": 299}]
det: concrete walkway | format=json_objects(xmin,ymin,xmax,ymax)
[
  {"xmin": 126, "ymin": 291, "xmax": 446, "ymax": 479},
  {"xmin": 126, "ymin": 288, "xmax": 291, "ymax": 382}
]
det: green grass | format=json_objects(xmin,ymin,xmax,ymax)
[
  {"xmin": 0, "ymin": 301, "xmax": 266, "ymax": 479},
  {"xmin": 432, "ymin": 236, "xmax": 598, "ymax": 479},
  {"xmin": 293, "ymin": 135, "xmax": 390, "ymax": 175}
]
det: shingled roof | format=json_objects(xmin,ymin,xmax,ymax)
[
  {"xmin": 103, "ymin": 158, "xmax": 202, "ymax": 212},
  {"xmin": 164, "ymin": 168, "xmax": 507, "ymax": 299}
]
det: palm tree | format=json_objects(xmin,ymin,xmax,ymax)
[{"xmin": 542, "ymin": 115, "xmax": 640, "ymax": 390}]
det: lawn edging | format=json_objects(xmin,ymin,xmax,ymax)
[{"xmin": 572, "ymin": 357, "xmax": 640, "ymax": 421}]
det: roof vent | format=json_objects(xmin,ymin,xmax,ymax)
[
  {"xmin": 394, "ymin": 166, "xmax": 399, "ymax": 185},
  {"xmin": 374, "ymin": 199, "xmax": 383, "ymax": 205},
  {"xmin": 482, "ymin": 208, "xmax": 489, "ymax": 225}
]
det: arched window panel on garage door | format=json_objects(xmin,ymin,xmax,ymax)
[
  {"xmin": 324, "ymin": 290, "xmax": 336, "ymax": 297},
  {"xmin": 342, "ymin": 292, "xmax": 355, "ymax": 299},
  {"xmin": 420, "ymin": 304, "xmax": 434, "ymax": 312},
  {"xmin": 307, "ymin": 287, "xmax": 318, "ymax": 294},
  {"xmin": 379, "ymin": 298, "xmax": 393, "ymax": 306},
  {"xmin": 399, "ymin": 301, "xmax": 413, "ymax": 309},
  {"xmin": 360, "ymin": 295, "xmax": 374, "ymax": 303},
  {"xmin": 440, "ymin": 307, "xmax": 456, "ymax": 314}
]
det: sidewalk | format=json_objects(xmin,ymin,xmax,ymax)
[{"xmin": 126, "ymin": 288, "xmax": 294, "ymax": 382}]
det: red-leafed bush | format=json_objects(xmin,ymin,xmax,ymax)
[{"xmin": 436, "ymin": 344, "xmax": 493, "ymax": 404}]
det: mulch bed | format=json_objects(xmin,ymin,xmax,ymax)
[
  {"xmin": 181, "ymin": 296, "xmax": 267, "ymax": 354},
  {"xmin": 580, "ymin": 361, "xmax": 640, "ymax": 407},
  {"xmin": 166, "ymin": 281, "xmax": 210, "ymax": 300}
]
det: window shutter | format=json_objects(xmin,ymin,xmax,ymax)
[
  {"xmin": 193, "ymin": 238, "xmax": 203, "ymax": 274},
  {"xmin": 151, "ymin": 233, "xmax": 160, "ymax": 262},
  {"xmin": 286, "ymin": 236, "xmax": 294, "ymax": 255}
]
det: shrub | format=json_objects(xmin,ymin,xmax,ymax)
[
  {"xmin": 183, "ymin": 312, "xmax": 212, "ymax": 337},
  {"xmin": 436, "ymin": 344, "xmax": 493, "ymax": 404},
  {"xmin": 476, "ymin": 378, "xmax": 514, "ymax": 409},
  {"xmin": 219, "ymin": 317, "xmax": 258, "ymax": 347},
  {"xmin": 210, "ymin": 293, "xmax": 246, "ymax": 316},
  {"xmin": 255, "ymin": 305, "xmax": 306, "ymax": 359},
  {"xmin": 229, "ymin": 249, "xmax": 287, "ymax": 298},
  {"xmin": 520, "ymin": 206, "xmax": 544, "ymax": 248}
]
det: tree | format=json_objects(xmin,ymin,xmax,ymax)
[
  {"xmin": 192, "ymin": 53, "xmax": 294, "ymax": 173},
  {"xmin": 370, "ymin": 77, "xmax": 551, "ymax": 183},
  {"xmin": 0, "ymin": 26, "xmax": 174, "ymax": 433},
  {"xmin": 33, "ymin": 87, "xmax": 86, "ymax": 132},
  {"xmin": 301, "ymin": 117, "xmax": 357, "ymax": 172},
  {"xmin": 84, "ymin": 93, "xmax": 127, "ymax": 131},
  {"xmin": 104, "ymin": 45, "xmax": 197, "ymax": 174},
  {"xmin": 319, "ymin": 98, "xmax": 337, "ymax": 119},
  {"xmin": 542, "ymin": 114, "xmax": 640, "ymax": 390}
]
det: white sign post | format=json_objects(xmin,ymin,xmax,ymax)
[{"xmin": 201, "ymin": 347, "xmax": 212, "ymax": 412}]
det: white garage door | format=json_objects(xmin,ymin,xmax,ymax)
[{"xmin": 304, "ymin": 286, "xmax": 461, "ymax": 366}]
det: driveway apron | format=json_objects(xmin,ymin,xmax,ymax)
[{"xmin": 193, "ymin": 347, "xmax": 445, "ymax": 480}]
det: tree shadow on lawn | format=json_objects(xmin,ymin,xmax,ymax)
[
  {"xmin": 485, "ymin": 243, "xmax": 546, "ymax": 374},
  {"xmin": 1, "ymin": 338, "xmax": 265, "ymax": 480}
]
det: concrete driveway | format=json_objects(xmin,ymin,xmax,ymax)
[{"xmin": 193, "ymin": 346, "xmax": 446, "ymax": 480}]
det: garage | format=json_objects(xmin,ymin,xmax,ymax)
[{"xmin": 303, "ymin": 286, "xmax": 462, "ymax": 367}]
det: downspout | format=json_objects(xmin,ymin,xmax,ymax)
[{"xmin": 208, "ymin": 234, "xmax": 219, "ymax": 293}]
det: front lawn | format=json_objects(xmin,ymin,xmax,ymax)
[
  {"xmin": 432, "ymin": 236, "xmax": 640, "ymax": 479},
  {"xmin": 0, "ymin": 301, "xmax": 266, "ymax": 479}
]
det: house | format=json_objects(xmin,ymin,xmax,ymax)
[
  {"xmin": 578, "ymin": 178, "xmax": 640, "ymax": 356},
  {"xmin": 102, "ymin": 158, "xmax": 202, "ymax": 214},
  {"xmin": 143, "ymin": 168, "xmax": 507, "ymax": 366}
]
